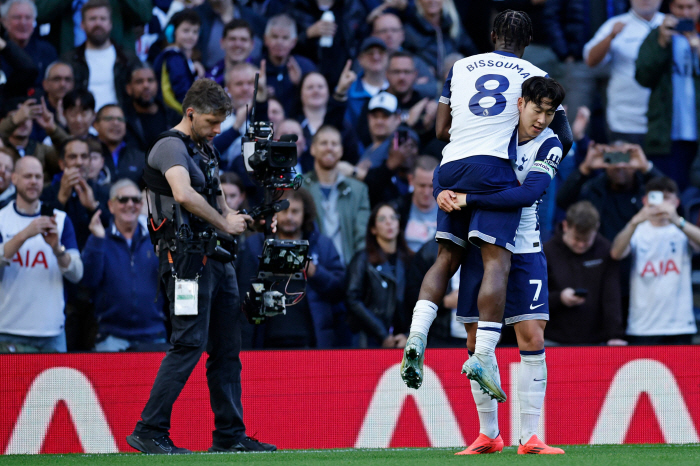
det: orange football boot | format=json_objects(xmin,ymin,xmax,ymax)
[
  {"xmin": 517, "ymin": 435, "xmax": 565, "ymax": 454},
  {"xmin": 455, "ymin": 433, "xmax": 504, "ymax": 455}
]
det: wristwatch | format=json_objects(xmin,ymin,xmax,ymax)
[{"xmin": 54, "ymin": 244, "xmax": 67, "ymax": 258}]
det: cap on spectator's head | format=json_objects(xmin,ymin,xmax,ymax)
[
  {"xmin": 360, "ymin": 37, "xmax": 387, "ymax": 54},
  {"xmin": 368, "ymin": 91, "xmax": 398, "ymax": 114}
]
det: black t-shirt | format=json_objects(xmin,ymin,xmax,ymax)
[{"xmin": 138, "ymin": 112, "xmax": 169, "ymax": 149}]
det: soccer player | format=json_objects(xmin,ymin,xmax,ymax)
[
  {"xmin": 437, "ymin": 77, "xmax": 566, "ymax": 455},
  {"xmin": 400, "ymin": 11, "xmax": 572, "ymax": 401}
]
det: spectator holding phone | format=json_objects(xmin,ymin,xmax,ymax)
[
  {"xmin": 544, "ymin": 201, "xmax": 626, "ymax": 346},
  {"xmin": 611, "ymin": 177, "xmax": 700, "ymax": 344},
  {"xmin": 636, "ymin": 0, "xmax": 700, "ymax": 192},
  {"xmin": 556, "ymin": 142, "xmax": 664, "ymax": 241}
]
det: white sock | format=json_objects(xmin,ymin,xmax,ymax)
[
  {"xmin": 474, "ymin": 322, "xmax": 502, "ymax": 357},
  {"xmin": 409, "ymin": 300, "xmax": 438, "ymax": 337},
  {"xmin": 518, "ymin": 351, "xmax": 546, "ymax": 444},
  {"xmin": 468, "ymin": 352, "xmax": 499, "ymax": 439}
]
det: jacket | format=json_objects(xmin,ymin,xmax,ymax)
[
  {"xmin": 345, "ymin": 250, "xmax": 409, "ymax": 346},
  {"xmin": 303, "ymin": 171, "xmax": 370, "ymax": 265},
  {"xmin": 123, "ymin": 99, "xmax": 181, "ymax": 152},
  {"xmin": 0, "ymin": 38, "xmax": 38, "ymax": 103},
  {"xmin": 1, "ymin": 36, "xmax": 57, "ymax": 90},
  {"xmin": 544, "ymin": 227, "xmax": 624, "ymax": 343},
  {"xmin": 239, "ymin": 230, "xmax": 346, "ymax": 349},
  {"xmin": 101, "ymin": 141, "xmax": 146, "ymax": 187},
  {"xmin": 636, "ymin": 27, "xmax": 700, "ymax": 156},
  {"xmin": 36, "ymin": 0, "xmax": 153, "ymax": 56},
  {"xmin": 62, "ymin": 42, "xmax": 138, "ymax": 108},
  {"xmin": 81, "ymin": 223, "xmax": 166, "ymax": 340},
  {"xmin": 153, "ymin": 48, "xmax": 196, "ymax": 113}
]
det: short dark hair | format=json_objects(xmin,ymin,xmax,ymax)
[
  {"xmin": 169, "ymin": 8, "xmax": 201, "ymax": 31},
  {"xmin": 388, "ymin": 50, "xmax": 415, "ymax": 63},
  {"xmin": 283, "ymin": 188, "xmax": 317, "ymax": 235},
  {"xmin": 223, "ymin": 18, "xmax": 254, "ymax": 39},
  {"xmin": 181, "ymin": 79, "xmax": 233, "ymax": 116},
  {"xmin": 129, "ymin": 61, "xmax": 154, "ymax": 83},
  {"xmin": 86, "ymin": 137, "xmax": 103, "ymax": 155},
  {"xmin": 521, "ymin": 76, "xmax": 566, "ymax": 109},
  {"xmin": 63, "ymin": 89, "xmax": 96, "ymax": 112},
  {"xmin": 60, "ymin": 137, "xmax": 89, "ymax": 160},
  {"xmin": 492, "ymin": 10, "xmax": 532, "ymax": 50},
  {"xmin": 81, "ymin": 0, "xmax": 111, "ymax": 20},
  {"xmin": 645, "ymin": 176, "xmax": 679, "ymax": 195},
  {"xmin": 220, "ymin": 171, "xmax": 244, "ymax": 191},
  {"xmin": 95, "ymin": 103, "xmax": 123, "ymax": 120},
  {"xmin": 312, "ymin": 125, "xmax": 341, "ymax": 145},
  {"xmin": 565, "ymin": 201, "xmax": 600, "ymax": 234}
]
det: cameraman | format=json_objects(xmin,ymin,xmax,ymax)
[{"xmin": 127, "ymin": 79, "xmax": 276, "ymax": 454}]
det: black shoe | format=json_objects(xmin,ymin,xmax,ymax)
[
  {"xmin": 126, "ymin": 434, "xmax": 192, "ymax": 454},
  {"xmin": 208, "ymin": 436, "xmax": 277, "ymax": 452}
]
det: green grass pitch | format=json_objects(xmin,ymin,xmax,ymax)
[{"xmin": 1, "ymin": 445, "xmax": 700, "ymax": 466}]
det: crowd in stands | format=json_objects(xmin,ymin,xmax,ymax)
[{"xmin": 1, "ymin": 0, "xmax": 700, "ymax": 353}]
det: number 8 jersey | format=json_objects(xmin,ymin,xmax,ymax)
[{"xmin": 439, "ymin": 51, "xmax": 548, "ymax": 166}]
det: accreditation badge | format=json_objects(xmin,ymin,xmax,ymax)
[{"xmin": 174, "ymin": 278, "xmax": 198, "ymax": 315}]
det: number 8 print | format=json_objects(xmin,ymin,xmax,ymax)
[{"xmin": 468, "ymin": 74, "xmax": 510, "ymax": 117}]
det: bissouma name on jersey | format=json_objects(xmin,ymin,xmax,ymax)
[{"xmin": 464, "ymin": 59, "xmax": 530, "ymax": 79}]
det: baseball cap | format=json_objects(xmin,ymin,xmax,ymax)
[
  {"xmin": 360, "ymin": 37, "xmax": 387, "ymax": 54},
  {"xmin": 368, "ymin": 91, "xmax": 398, "ymax": 114}
]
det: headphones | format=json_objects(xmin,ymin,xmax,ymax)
[
  {"xmin": 188, "ymin": 112, "xmax": 193, "ymax": 121},
  {"xmin": 165, "ymin": 24, "xmax": 175, "ymax": 44}
]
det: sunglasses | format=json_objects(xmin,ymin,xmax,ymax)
[{"xmin": 115, "ymin": 196, "xmax": 142, "ymax": 204}]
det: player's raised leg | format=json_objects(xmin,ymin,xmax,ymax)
[{"xmin": 514, "ymin": 319, "xmax": 564, "ymax": 454}]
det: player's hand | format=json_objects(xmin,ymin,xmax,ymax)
[
  {"xmin": 225, "ymin": 211, "xmax": 251, "ymax": 235},
  {"xmin": 579, "ymin": 142, "xmax": 607, "ymax": 176},
  {"xmin": 89, "ymin": 209, "xmax": 106, "ymax": 238},
  {"xmin": 560, "ymin": 288, "xmax": 585, "ymax": 307},
  {"xmin": 437, "ymin": 190, "xmax": 460, "ymax": 212},
  {"xmin": 607, "ymin": 338, "xmax": 628, "ymax": 346}
]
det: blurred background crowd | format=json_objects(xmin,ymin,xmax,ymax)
[{"xmin": 1, "ymin": 0, "xmax": 699, "ymax": 352}]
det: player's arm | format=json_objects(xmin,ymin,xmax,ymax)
[
  {"xmin": 550, "ymin": 109, "xmax": 573, "ymax": 154},
  {"xmin": 435, "ymin": 66, "xmax": 453, "ymax": 142},
  {"xmin": 464, "ymin": 138, "xmax": 563, "ymax": 210}
]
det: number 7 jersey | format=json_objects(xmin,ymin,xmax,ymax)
[{"xmin": 439, "ymin": 51, "xmax": 548, "ymax": 165}]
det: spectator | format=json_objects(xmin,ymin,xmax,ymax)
[
  {"xmin": 267, "ymin": 97, "xmax": 285, "ymax": 128},
  {"xmin": 124, "ymin": 63, "xmax": 180, "ymax": 153},
  {"xmin": 0, "ymin": 150, "xmax": 15, "ymax": 209},
  {"xmin": 63, "ymin": 89, "xmax": 97, "ymax": 139},
  {"xmin": 220, "ymin": 171, "xmax": 247, "ymax": 211},
  {"xmin": 544, "ymin": 201, "xmax": 626, "ymax": 345},
  {"xmin": 239, "ymin": 188, "xmax": 346, "ymax": 348},
  {"xmin": 0, "ymin": 33, "xmax": 38, "ymax": 108},
  {"xmin": 194, "ymin": 0, "xmax": 265, "ymax": 69},
  {"xmin": 276, "ymin": 118, "xmax": 306, "ymax": 176},
  {"xmin": 635, "ymin": 0, "xmax": 700, "ymax": 192},
  {"xmin": 0, "ymin": 156, "xmax": 83, "ymax": 353},
  {"xmin": 0, "ymin": 98, "xmax": 66, "ymax": 183},
  {"xmin": 346, "ymin": 37, "xmax": 389, "ymax": 138},
  {"xmin": 296, "ymin": 68, "xmax": 359, "ymax": 171},
  {"xmin": 262, "ymin": 14, "xmax": 317, "ymax": 117},
  {"xmin": 371, "ymin": 12, "xmax": 438, "ymax": 98},
  {"xmin": 386, "ymin": 51, "xmax": 437, "ymax": 145},
  {"xmin": 36, "ymin": 0, "xmax": 152, "ymax": 56},
  {"xmin": 86, "ymin": 138, "xmax": 110, "ymax": 186},
  {"xmin": 583, "ymin": 0, "xmax": 664, "ymax": 145},
  {"xmin": 303, "ymin": 125, "xmax": 370, "ymax": 265},
  {"xmin": 289, "ymin": 0, "xmax": 369, "ymax": 87},
  {"xmin": 62, "ymin": 0, "xmax": 140, "ymax": 112},
  {"xmin": 556, "ymin": 142, "xmax": 664, "ymax": 241},
  {"xmin": 611, "ymin": 177, "xmax": 700, "ymax": 344},
  {"xmin": 360, "ymin": 91, "xmax": 401, "ymax": 168},
  {"xmin": 93, "ymin": 104, "xmax": 145, "ymax": 185},
  {"xmin": 346, "ymin": 202, "xmax": 412, "ymax": 348},
  {"xmin": 39, "ymin": 61, "xmax": 75, "ymax": 141},
  {"xmin": 395, "ymin": 155, "xmax": 439, "ymax": 252},
  {"xmin": 41, "ymin": 138, "xmax": 110, "ymax": 250},
  {"xmin": 1, "ymin": 0, "xmax": 57, "ymax": 91},
  {"xmin": 82, "ymin": 179, "xmax": 167, "ymax": 352},
  {"xmin": 153, "ymin": 9, "xmax": 204, "ymax": 113},
  {"xmin": 401, "ymin": 0, "xmax": 478, "ymax": 80},
  {"xmin": 206, "ymin": 19, "xmax": 257, "ymax": 86}
]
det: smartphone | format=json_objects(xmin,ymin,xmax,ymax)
[
  {"xmin": 40, "ymin": 204, "xmax": 54, "ymax": 217},
  {"xmin": 648, "ymin": 190, "xmax": 664, "ymax": 205},
  {"xmin": 574, "ymin": 288, "xmax": 588, "ymax": 298},
  {"xmin": 675, "ymin": 19, "xmax": 696, "ymax": 32},
  {"xmin": 603, "ymin": 151, "xmax": 630, "ymax": 164}
]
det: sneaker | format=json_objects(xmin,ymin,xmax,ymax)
[
  {"xmin": 400, "ymin": 334, "xmax": 426, "ymax": 389},
  {"xmin": 455, "ymin": 433, "xmax": 504, "ymax": 455},
  {"xmin": 208, "ymin": 436, "xmax": 277, "ymax": 452},
  {"xmin": 461, "ymin": 354, "xmax": 507, "ymax": 403},
  {"xmin": 517, "ymin": 435, "xmax": 565, "ymax": 454},
  {"xmin": 126, "ymin": 434, "xmax": 192, "ymax": 454}
]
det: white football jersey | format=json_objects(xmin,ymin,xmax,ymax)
[
  {"xmin": 440, "ymin": 51, "xmax": 548, "ymax": 165},
  {"xmin": 512, "ymin": 128, "xmax": 562, "ymax": 254}
]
